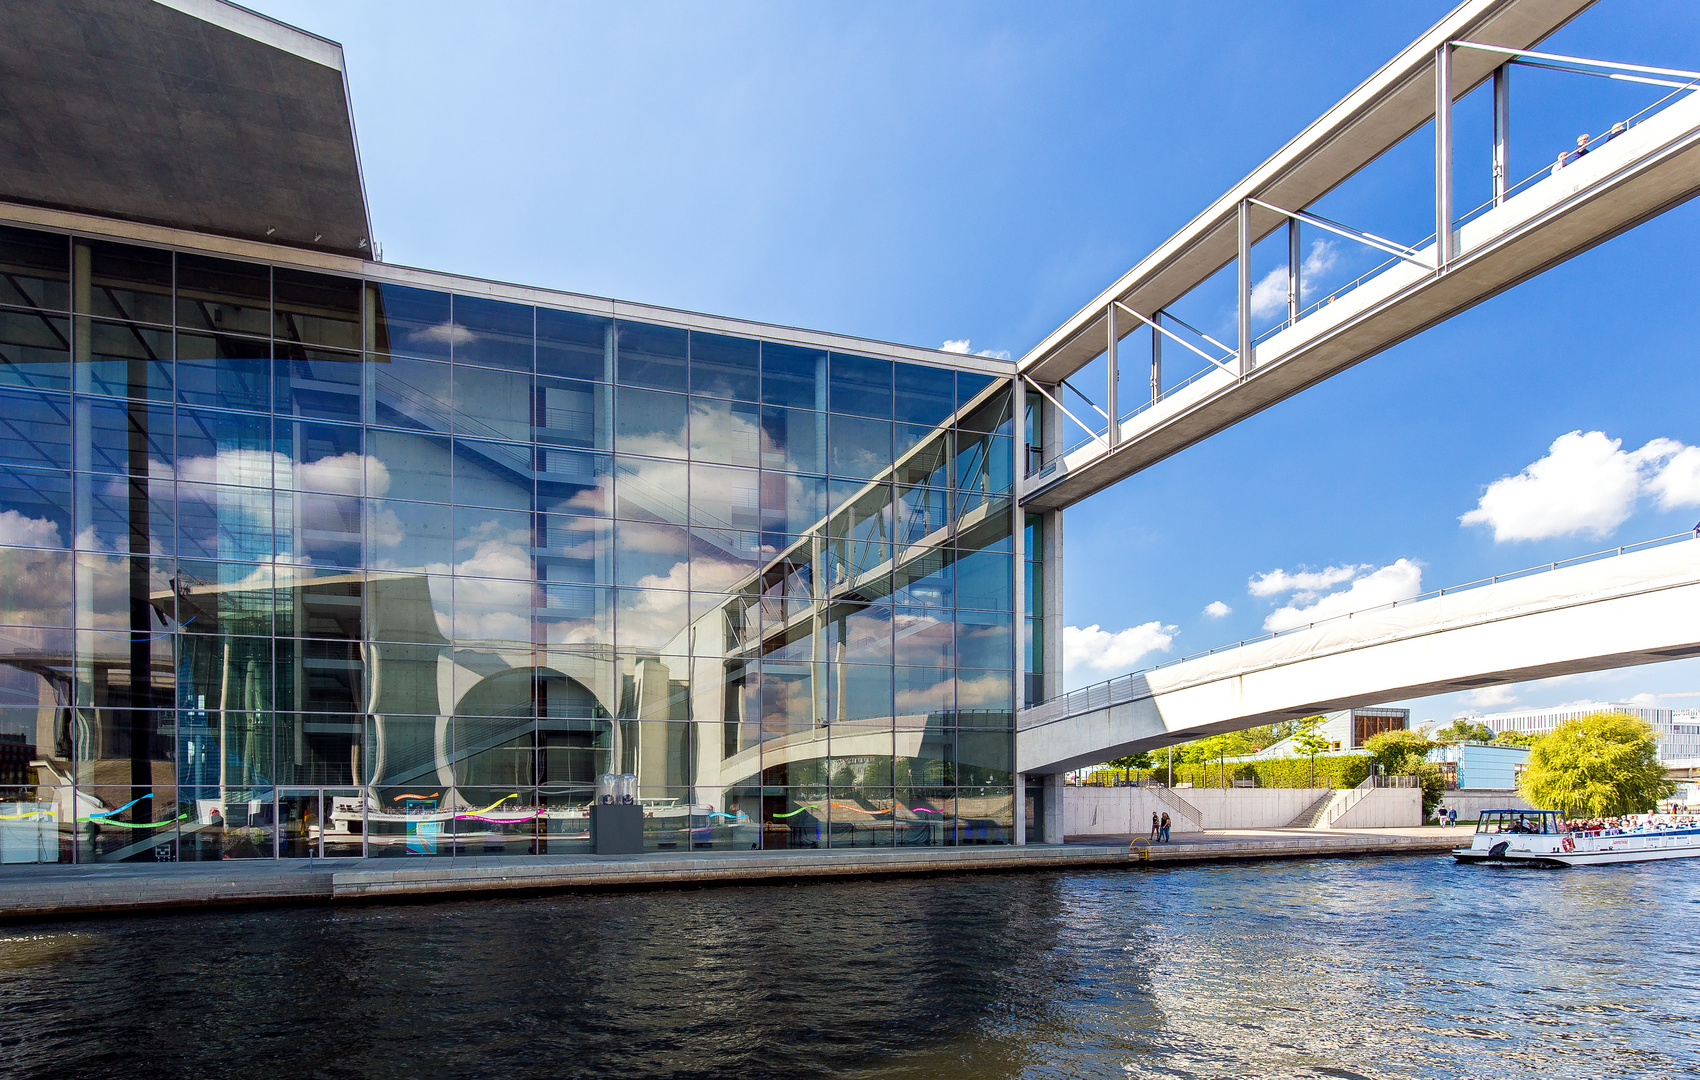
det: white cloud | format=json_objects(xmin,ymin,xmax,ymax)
[
  {"xmin": 0, "ymin": 510, "xmax": 62, "ymax": 548},
  {"xmin": 1629, "ymin": 692, "xmax": 1661, "ymax": 708},
  {"xmin": 1647, "ymin": 445, "xmax": 1700, "ymax": 510},
  {"xmin": 1249, "ymin": 240, "xmax": 1340, "ymax": 319},
  {"xmin": 1262, "ymin": 558, "xmax": 1422, "ymax": 632},
  {"xmin": 1464, "ymin": 685, "xmax": 1519, "ymax": 709},
  {"xmin": 1203, "ymin": 600, "xmax": 1231, "ymax": 618},
  {"xmin": 1247, "ymin": 563, "xmax": 1364, "ymax": 599},
  {"xmin": 1063, "ymin": 621, "xmax": 1176, "ymax": 678},
  {"xmin": 1460, "ymin": 430, "xmax": 1688, "ymax": 542},
  {"xmin": 940, "ymin": 338, "xmax": 1012, "ymax": 361}
]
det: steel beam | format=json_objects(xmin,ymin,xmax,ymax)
[
  {"xmin": 1493, "ymin": 63, "xmax": 1511, "ymax": 205},
  {"xmin": 1436, "ymin": 42, "xmax": 1455, "ymax": 267},
  {"xmin": 1236, "ymin": 200, "xmax": 1252, "ymax": 374},
  {"xmin": 1105, "ymin": 302, "xmax": 1120, "ymax": 445}
]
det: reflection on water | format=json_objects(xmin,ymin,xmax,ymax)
[{"xmin": 2, "ymin": 855, "xmax": 1697, "ymax": 1079}]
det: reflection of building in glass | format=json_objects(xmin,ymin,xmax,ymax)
[{"xmin": 0, "ymin": 1, "xmax": 1016, "ymax": 864}]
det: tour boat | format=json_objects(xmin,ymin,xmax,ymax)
[{"xmin": 1453, "ymin": 809, "xmax": 1700, "ymax": 866}]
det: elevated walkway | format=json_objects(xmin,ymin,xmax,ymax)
[{"xmin": 1018, "ymin": 536, "xmax": 1700, "ymax": 774}]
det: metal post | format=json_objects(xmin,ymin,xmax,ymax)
[
  {"xmin": 1105, "ymin": 303, "xmax": 1119, "ymax": 446},
  {"xmin": 1236, "ymin": 199, "xmax": 1252, "ymax": 374},
  {"xmin": 1435, "ymin": 43, "xmax": 1454, "ymax": 266},
  {"xmin": 1492, "ymin": 62, "xmax": 1511, "ymax": 206},
  {"xmin": 1287, "ymin": 216, "xmax": 1302, "ymax": 325},
  {"xmin": 1150, "ymin": 311, "xmax": 1162, "ymax": 403}
]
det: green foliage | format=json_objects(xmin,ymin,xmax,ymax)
[
  {"xmin": 1491, "ymin": 730, "xmax": 1536, "ymax": 748},
  {"xmin": 1433, "ymin": 719, "xmax": 1495, "ymax": 745},
  {"xmin": 1104, "ymin": 752, "xmax": 1153, "ymax": 770},
  {"xmin": 1364, "ymin": 729, "xmax": 1434, "ymax": 775},
  {"xmin": 1162, "ymin": 754, "xmax": 1368, "ymax": 790},
  {"xmin": 1292, "ymin": 715, "xmax": 1332, "ymax": 759},
  {"xmin": 1518, "ymin": 711, "xmax": 1676, "ymax": 817}
]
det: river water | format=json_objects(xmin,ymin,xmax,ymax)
[{"xmin": 1, "ymin": 854, "xmax": 1696, "ymax": 1079}]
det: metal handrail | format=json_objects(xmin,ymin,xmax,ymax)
[{"xmin": 1025, "ymin": 531, "xmax": 1700, "ymax": 724}]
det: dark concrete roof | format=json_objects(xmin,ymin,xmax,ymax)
[{"xmin": 0, "ymin": 0, "xmax": 372, "ymax": 256}]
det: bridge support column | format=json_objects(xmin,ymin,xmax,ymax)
[{"xmin": 1042, "ymin": 774, "xmax": 1065, "ymax": 844}]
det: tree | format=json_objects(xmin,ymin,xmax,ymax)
[
  {"xmin": 1364, "ymin": 729, "xmax": 1445, "ymax": 816},
  {"xmin": 1518, "ymin": 711, "xmax": 1676, "ymax": 817},
  {"xmin": 1433, "ymin": 719, "xmax": 1495, "ymax": 745},
  {"xmin": 1492, "ymin": 730, "xmax": 1536, "ymax": 748},
  {"xmin": 1292, "ymin": 715, "xmax": 1332, "ymax": 788},
  {"xmin": 1194, "ymin": 731, "xmax": 1254, "ymax": 789}
]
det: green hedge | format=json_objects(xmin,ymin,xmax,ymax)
[{"xmin": 1083, "ymin": 755, "xmax": 1370, "ymax": 790}]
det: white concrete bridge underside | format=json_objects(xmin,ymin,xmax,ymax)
[{"xmin": 1016, "ymin": 540, "xmax": 1700, "ymax": 775}]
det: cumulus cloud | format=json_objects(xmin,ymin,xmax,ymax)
[
  {"xmin": 0, "ymin": 509, "xmax": 63, "ymax": 548},
  {"xmin": 940, "ymin": 339, "xmax": 1012, "ymax": 361},
  {"xmin": 1261, "ymin": 558, "xmax": 1422, "ymax": 632},
  {"xmin": 1460, "ymin": 430, "xmax": 1694, "ymax": 542},
  {"xmin": 1203, "ymin": 600, "xmax": 1232, "ymax": 618},
  {"xmin": 1247, "ymin": 563, "xmax": 1364, "ymax": 600},
  {"xmin": 1249, "ymin": 240, "xmax": 1340, "ymax": 319},
  {"xmin": 1064, "ymin": 621, "xmax": 1177, "ymax": 678},
  {"xmin": 1463, "ymin": 685, "xmax": 1519, "ymax": 709}
]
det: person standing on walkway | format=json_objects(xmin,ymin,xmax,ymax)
[
  {"xmin": 1159, "ymin": 812, "xmax": 1171, "ymax": 843},
  {"xmin": 1447, "ymin": 806, "xmax": 1457, "ymax": 828},
  {"xmin": 1150, "ymin": 812, "xmax": 1160, "ymax": 843}
]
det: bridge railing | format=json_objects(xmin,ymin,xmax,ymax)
[{"xmin": 1022, "ymin": 531, "xmax": 1700, "ymax": 727}]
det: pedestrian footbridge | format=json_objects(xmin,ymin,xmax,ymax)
[{"xmin": 1016, "ymin": 537, "xmax": 1700, "ymax": 775}]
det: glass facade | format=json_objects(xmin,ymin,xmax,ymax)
[{"xmin": 0, "ymin": 223, "xmax": 1016, "ymax": 863}]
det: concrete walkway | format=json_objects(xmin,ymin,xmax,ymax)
[{"xmin": 0, "ymin": 827, "xmax": 1467, "ymax": 921}]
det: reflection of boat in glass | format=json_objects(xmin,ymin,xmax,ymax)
[
  {"xmin": 329, "ymin": 795, "xmax": 749, "ymax": 851},
  {"xmin": 1453, "ymin": 809, "xmax": 1700, "ymax": 866}
]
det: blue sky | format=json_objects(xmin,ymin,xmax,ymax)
[{"xmin": 254, "ymin": 0, "xmax": 1700, "ymax": 723}]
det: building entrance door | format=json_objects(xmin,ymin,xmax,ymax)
[{"xmin": 278, "ymin": 789, "xmax": 321, "ymax": 858}]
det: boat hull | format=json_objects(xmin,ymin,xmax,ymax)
[{"xmin": 1454, "ymin": 835, "xmax": 1700, "ymax": 867}]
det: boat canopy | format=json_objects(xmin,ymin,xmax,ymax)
[{"xmin": 1474, "ymin": 809, "xmax": 1562, "ymax": 835}]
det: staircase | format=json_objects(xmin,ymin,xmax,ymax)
[
  {"xmin": 1148, "ymin": 786, "xmax": 1203, "ymax": 829},
  {"xmin": 1286, "ymin": 789, "xmax": 1347, "ymax": 829}
]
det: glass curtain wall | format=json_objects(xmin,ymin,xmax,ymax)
[{"xmin": 0, "ymin": 223, "xmax": 1016, "ymax": 864}]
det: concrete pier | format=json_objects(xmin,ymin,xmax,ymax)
[{"xmin": 0, "ymin": 827, "xmax": 1468, "ymax": 922}]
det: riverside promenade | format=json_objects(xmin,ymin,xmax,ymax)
[{"xmin": 0, "ymin": 826, "xmax": 1467, "ymax": 921}]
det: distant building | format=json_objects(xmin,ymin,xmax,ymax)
[
  {"xmin": 1428, "ymin": 742, "xmax": 1529, "ymax": 790},
  {"xmin": 1248, "ymin": 707, "xmax": 1409, "ymax": 758},
  {"xmin": 1468, "ymin": 702, "xmax": 1700, "ymax": 770}
]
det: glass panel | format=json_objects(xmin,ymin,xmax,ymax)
[
  {"xmin": 281, "ymin": 419, "xmax": 362, "ymax": 494},
  {"xmin": 615, "ymin": 385, "xmax": 687, "ymax": 459},
  {"xmin": 274, "ymin": 638, "xmax": 363, "ymax": 715},
  {"xmin": 759, "ymin": 471, "xmax": 825, "ymax": 536},
  {"xmin": 537, "ymin": 447, "xmax": 612, "ymax": 518},
  {"xmin": 955, "ymin": 548, "xmax": 1013, "ymax": 611},
  {"xmin": 176, "ymin": 253, "xmax": 269, "ymax": 337},
  {"xmin": 957, "ymin": 370, "xmax": 995, "ymax": 410},
  {"xmin": 367, "ymin": 283, "xmax": 451, "ymax": 360},
  {"xmin": 895, "ymin": 431, "xmax": 950, "ymax": 489},
  {"xmin": 172, "ymin": 405, "xmax": 265, "ymax": 482},
  {"xmin": 614, "ymin": 455, "xmax": 688, "ymax": 525},
  {"xmin": 758, "ymin": 404, "xmax": 824, "ymax": 475},
  {"xmin": 895, "ymin": 484, "xmax": 948, "ymax": 547},
  {"xmin": 175, "ymin": 561, "xmax": 274, "ymax": 637},
  {"xmin": 828, "ymin": 353, "xmax": 892, "ymax": 419},
  {"xmin": 689, "ymin": 463, "xmax": 759, "ymax": 532},
  {"xmin": 536, "ymin": 513, "xmax": 613, "ymax": 585},
  {"xmin": 367, "ymin": 354, "xmax": 450, "ymax": 431},
  {"xmin": 0, "ymin": 308, "xmax": 70, "ymax": 391},
  {"xmin": 827, "ymin": 661, "xmax": 893, "ymax": 722},
  {"xmin": 894, "ymin": 607, "xmax": 953, "ymax": 668},
  {"xmin": 895, "ymin": 665, "xmax": 954, "ymax": 727},
  {"xmin": 615, "ymin": 321, "xmax": 687, "ymax": 392},
  {"xmin": 273, "ymin": 344, "xmax": 361, "ymax": 422},
  {"xmin": 366, "ymin": 428, "xmax": 452, "ymax": 504},
  {"xmin": 957, "ymin": 731, "xmax": 1013, "ymax": 785},
  {"xmin": 688, "ymin": 396, "xmax": 760, "ymax": 467},
  {"xmin": 0, "ymin": 465, "xmax": 71, "ymax": 549},
  {"xmin": 450, "ymin": 576, "xmax": 534, "ymax": 647},
  {"xmin": 175, "ymin": 330, "xmax": 268, "ymax": 412},
  {"xmin": 0, "ymin": 785, "xmax": 72, "ymax": 864},
  {"xmin": 452, "ymin": 363, "xmax": 530, "ymax": 442},
  {"xmin": 76, "ymin": 319, "xmax": 172, "ymax": 401},
  {"xmin": 274, "ymin": 268, "xmax": 361, "ymax": 351},
  {"xmin": 0, "ymin": 225, "xmax": 69, "ymax": 312},
  {"xmin": 535, "ymin": 375, "xmax": 610, "ymax": 449},
  {"xmin": 615, "ymin": 521, "xmax": 689, "ymax": 587},
  {"xmin": 536, "ymin": 585, "xmax": 614, "ymax": 650},
  {"xmin": 688, "ymin": 529, "xmax": 767, "ymax": 596},
  {"xmin": 959, "ymin": 384, "xmax": 1013, "ymax": 435},
  {"xmin": 452, "ymin": 437, "xmax": 533, "ymax": 511},
  {"xmin": 956, "ymin": 611, "xmax": 1013, "ymax": 671},
  {"xmin": 689, "ymin": 331, "xmax": 758, "ymax": 401},
  {"xmin": 452, "ymin": 295, "xmax": 533, "ymax": 371},
  {"xmin": 2, "ymin": 389, "xmax": 73, "ymax": 471},
  {"xmin": 536, "ymin": 307, "xmax": 612, "ymax": 381},
  {"xmin": 80, "ymin": 240, "xmax": 172, "ymax": 325},
  {"xmin": 174, "ymin": 481, "xmax": 272, "ymax": 562},
  {"xmin": 367, "ymin": 499, "xmax": 451, "ymax": 572},
  {"xmin": 828, "ymin": 414, "xmax": 892, "ymax": 480},
  {"xmin": 76, "ymin": 784, "xmax": 181, "ymax": 862},
  {"xmin": 894, "ymin": 362, "xmax": 955, "ymax": 427},
  {"xmin": 277, "ymin": 789, "xmax": 319, "ymax": 857},
  {"xmin": 954, "ymin": 669, "xmax": 1014, "ymax": 727},
  {"xmin": 761, "ymin": 342, "xmax": 825, "ymax": 409},
  {"xmin": 0, "ymin": 545, "xmax": 72, "ymax": 627}
]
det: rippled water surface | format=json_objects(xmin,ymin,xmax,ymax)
[{"xmin": 2, "ymin": 855, "xmax": 1697, "ymax": 1079}]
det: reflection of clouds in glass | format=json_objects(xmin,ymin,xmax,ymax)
[
  {"xmin": 0, "ymin": 509, "xmax": 62, "ymax": 548},
  {"xmin": 689, "ymin": 555, "xmax": 751, "ymax": 594},
  {"xmin": 168, "ymin": 449, "xmax": 391, "ymax": 498},
  {"xmin": 691, "ymin": 399, "xmax": 760, "ymax": 465},
  {"xmin": 0, "ymin": 544, "xmax": 70, "ymax": 625},
  {"xmin": 617, "ymin": 580, "xmax": 690, "ymax": 652},
  {"xmin": 412, "ymin": 322, "xmax": 475, "ymax": 347}
]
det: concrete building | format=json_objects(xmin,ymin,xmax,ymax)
[
  {"xmin": 1247, "ymin": 707, "xmax": 1410, "ymax": 759},
  {"xmin": 0, "ymin": 0, "xmax": 1017, "ymax": 864}
]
